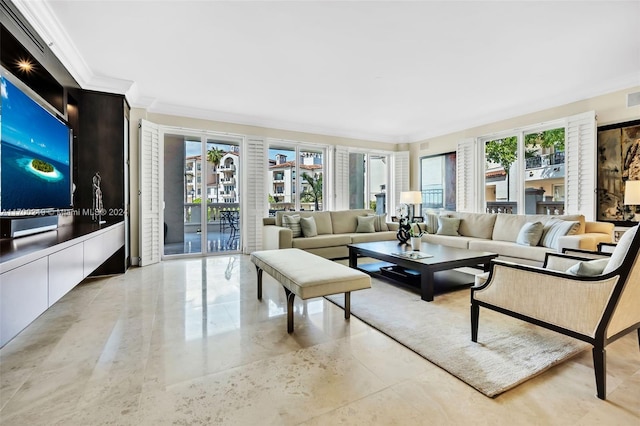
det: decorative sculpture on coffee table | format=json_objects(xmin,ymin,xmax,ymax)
[
  {"xmin": 92, "ymin": 172, "xmax": 106, "ymax": 224},
  {"xmin": 395, "ymin": 203, "xmax": 411, "ymax": 244}
]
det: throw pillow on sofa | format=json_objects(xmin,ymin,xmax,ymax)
[
  {"xmin": 300, "ymin": 216, "xmax": 318, "ymax": 237},
  {"xmin": 368, "ymin": 214, "xmax": 389, "ymax": 231},
  {"xmin": 282, "ymin": 214, "xmax": 302, "ymax": 238},
  {"xmin": 436, "ymin": 216, "xmax": 460, "ymax": 236},
  {"xmin": 540, "ymin": 219, "xmax": 580, "ymax": 249},
  {"xmin": 356, "ymin": 215, "xmax": 376, "ymax": 233},
  {"xmin": 516, "ymin": 221, "xmax": 544, "ymax": 246},
  {"xmin": 425, "ymin": 213, "xmax": 440, "ymax": 234}
]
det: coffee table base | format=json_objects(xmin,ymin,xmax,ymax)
[{"xmin": 360, "ymin": 262, "xmax": 478, "ymax": 296}]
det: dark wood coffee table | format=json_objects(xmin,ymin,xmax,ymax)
[{"xmin": 348, "ymin": 241, "xmax": 497, "ymax": 302}]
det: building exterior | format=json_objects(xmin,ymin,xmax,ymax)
[
  {"xmin": 185, "ymin": 151, "xmax": 240, "ymax": 204},
  {"xmin": 268, "ymin": 152, "xmax": 324, "ymax": 210}
]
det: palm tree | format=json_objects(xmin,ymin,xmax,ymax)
[
  {"xmin": 301, "ymin": 172, "xmax": 323, "ymax": 210},
  {"xmin": 207, "ymin": 148, "xmax": 224, "ymax": 203}
]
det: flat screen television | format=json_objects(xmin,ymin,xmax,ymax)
[{"xmin": 1, "ymin": 71, "xmax": 72, "ymax": 216}]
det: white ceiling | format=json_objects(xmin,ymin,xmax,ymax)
[{"xmin": 14, "ymin": 0, "xmax": 640, "ymax": 143}]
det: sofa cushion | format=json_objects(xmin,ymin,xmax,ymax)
[
  {"xmin": 516, "ymin": 221, "xmax": 544, "ymax": 246},
  {"xmin": 292, "ymin": 234, "xmax": 352, "ymax": 250},
  {"xmin": 369, "ymin": 214, "xmax": 389, "ymax": 231},
  {"xmin": 468, "ymin": 239, "xmax": 553, "ymax": 263},
  {"xmin": 436, "ymin": 217, "xmax": 460, "ymax": 236},
  {"xmin": 423, "ymin": 234, "xmax": 472, "ymax": 249},
  {"xmin": 300, "ymin": 216, "xmax": 318, "ymax": 237},
  {"xmin": 311, "ymin": 211, "xmax": 333, "ymax": 235},
  {"xmin": 330, "ymin": 209, "xmax": 374, "ymax": 234},
  {"xmin": 275, "ymin": 211, "xmax": 333, "ymax": 235},
  {"xmin": 425, "ymin": 213, "xmax": 440, "ymax": 234},
  {"xmin": 451, "ymin": 212, "xmax": 497, "ymax": 239},
  {"xmin": 492, "ymin": 214, "xmax": 529, "ymax": 242},
  {"xmin": 282, "ymin": 214, "xmax": 302, "ymax": 237},
  {"xmin": 356, "ymin": 215, "xmax": 376, "ymax": 233},
  {"xmin": 350, "ymin": 231, "xmax": 397, "ymax": 243},
  {"xmin": 540, "ymin": 219, "xmax": 580, "ymax": 249}
]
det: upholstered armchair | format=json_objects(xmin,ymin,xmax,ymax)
[{"xmin": 471, "ymin": 225, "xmax": 640, "ymax": 399}]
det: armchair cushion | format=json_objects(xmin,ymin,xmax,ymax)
[
  {"xmin": 566, "ymin": 258, "xmax": 610, "ymax": 276},
  {"xmin": 603, "ymin": 225, "xmax": 638, "ymax": 274}
]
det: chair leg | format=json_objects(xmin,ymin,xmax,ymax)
[
  {"xmin": 471, "ymin": 302, "xmax": 479, "ymax": 342},
  {"xmin": 592, "ymin": 344, "xmax": 607, "ymax": 400},
  {"xmin": 637, "ymin": 328, "xmax": 640, "ymax": 351}
]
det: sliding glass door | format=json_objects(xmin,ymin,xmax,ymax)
[{"xmin": 163, "ymin": 132, "xmax": 242, "ymax": 257}]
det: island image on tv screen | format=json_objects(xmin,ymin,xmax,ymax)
[{"xmin": 1, "ymin": 75, "xmax": 71, "ymax": 214}]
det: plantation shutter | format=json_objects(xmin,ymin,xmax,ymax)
[
  {"xmin": 391, "ymin": 151, "xmax": 410, "ymax": 217},
  {"xmin": 333, "ymin": 146, "xmax": 349, "ymax": 210},
  {"xmin": 243, "ymin": 136, "xmax": 267, "ymax": 254},
  {"xmin": 138, "ymin": 119, "xmax": 161, "ymax": 266},
  {"xmin": 456, "ymin": 138, "xmax": 477, "ymax": 213},
  {"xmin": 565, "ymin": 111, "xmax": 596, "ymax": 221}
]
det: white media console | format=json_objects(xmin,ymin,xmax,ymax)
[{"xmin": 0, "ymin": 221, "xmax": 125, "ymax": 347}]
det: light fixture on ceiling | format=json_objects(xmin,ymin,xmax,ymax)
[
  {"xmin": 623, "ymin": 180, "xmax": 640, "ymax": 222},
  {"xmin": 15, "ymin": 58, "xmax": 35, "ymax": 73}
]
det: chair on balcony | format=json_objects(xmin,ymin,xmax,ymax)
[
  {"xmin": 220, "ymin": 210, "xmax": 239, "ymax": 249},
  {"xmin": 471, "ymin": 225, "xmax": 640, "ymax": 399}
]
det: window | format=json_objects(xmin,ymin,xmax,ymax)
[
  {"xmin": 420, "ymin": 152, "xmax": 456, "ymax": 214},
  {"xmin": 482, "ymin": 127, "xmax": 566, "ymax": 215},
  {"xmin": 458, "ymin": 112, "xmax": 595, "ymax": 218},
  {"xmin": 268, "ymin": 143, "xmax": 326, "ymax": 213},
  {"xmin": 483, "ymin": 135, "xmax": 519, "ymax": 214}
]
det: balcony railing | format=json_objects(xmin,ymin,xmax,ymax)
[{"xmin": 525, "ymin": 151, "xmax": 565, "ymax": 169}]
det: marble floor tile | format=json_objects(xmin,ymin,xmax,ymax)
[{"xmin": 0, "ymin": 254, "xmax": 638, "ymax": 425}]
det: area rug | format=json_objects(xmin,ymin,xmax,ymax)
[{"xmin": 325, "ymin": 275, "xmax": 589, "ymax": 397}]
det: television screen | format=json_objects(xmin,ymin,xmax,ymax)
[{"xmin": 1, "ymin": 74, "xmax": 72, "ymax": 214}]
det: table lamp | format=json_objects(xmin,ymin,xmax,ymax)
[
  {"xmin": 623, "ymin": 180, "xmax": 640, "ymax": 222},
  {"xmin": 400, "ymin": 191, "xmax": 422, "ymax": 221}
]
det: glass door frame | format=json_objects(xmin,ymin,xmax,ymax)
[
  {"xmin": 347, "ymin": 149, "xmax": 391, "ymax": 215},
  {"xmin": 160, "ymin": 126, "xmax": 244, "ymax": 260}
]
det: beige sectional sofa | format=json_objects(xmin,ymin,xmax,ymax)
[
  {"xmin": 262, "ymin": 209, "xmax": 614, "ymax": 267},
  {"xmin": 419, "ymin": 211, "xmax": 614, "ymax": 266},
  {"xmin": 262, "ymin": 209, "xmax": 396, "ymax": 259}
]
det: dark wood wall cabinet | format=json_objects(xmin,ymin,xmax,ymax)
[{"xmin": 0, "ymin": 3, "xmax": 131, "ymax": 346}]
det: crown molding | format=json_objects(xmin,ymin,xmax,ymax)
[
  {"xmin": 143, "ymin": 101, "xmax": 404, "ymax": 144},
  {"xmin": 12, "ymin": 0, "xmax": 133, "ymax": 94}
]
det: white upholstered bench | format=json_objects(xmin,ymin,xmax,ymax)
[{"xmin": 250, "ymin": 248, "xmax": 371, "ymax": 332}]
